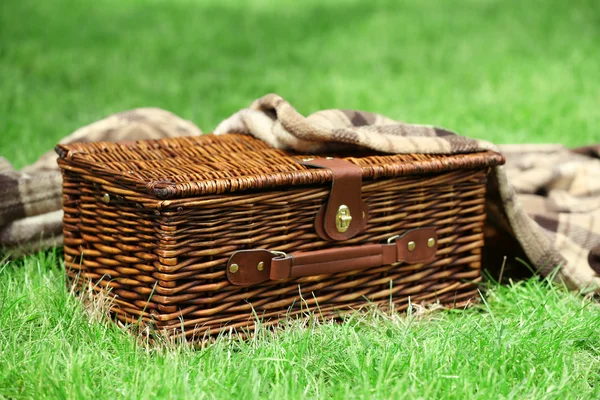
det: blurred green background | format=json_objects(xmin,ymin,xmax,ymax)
[{"xmin": 1, "ymin": 0, "xmax": 599, "ymax": 169}]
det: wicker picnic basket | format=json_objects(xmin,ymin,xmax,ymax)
[{"xmin": 57, "ymin": 133, "xmax": 504, "ymax": 340}]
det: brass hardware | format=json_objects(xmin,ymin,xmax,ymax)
[
  {"xmin": 407, "ymin": 241, "xmax": 416, "ymax": 251},
  {"xmin": 427, "ymin": 238, "xmax": 436, "ymax": 248},
  {"xmin": 229, "ymin": 263, "xmax": 239, "ymax": 273},
  {"xmin": 387, "ymin": 235, "xmax": 400, "ymax": 244},
  {"xmin": 257, "ymin": 261, "xmax": 264, "ymax": 271},
  {"xmin": 102, "ymin": 193, "xmax": 111, "ymax": 204},
  {"xmin": 325, "ymin": 157, "xmax": 334, "ymax": 160},
  {"xmin": 335, "ymin": 205, "xmax": 353, "ymax": 232},
  {"xmin": 270, "ymin": 250, "xmax": 287, "ymax": 258},
  {"xmin": 302, "ymin": 157, "xmax": 314, "ymax": 162}
]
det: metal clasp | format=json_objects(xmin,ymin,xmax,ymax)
[
  {"xmin": 387, "ymin": 234, "xmax": 400, "ymax": 244},
  {"xmin": 335, "ymin": 205, "xmax": 353, "ymax": 232}
]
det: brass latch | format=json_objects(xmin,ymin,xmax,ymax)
[{"xmin": 335, "ymin": 205, "xmax": 353, "ymax": 232}]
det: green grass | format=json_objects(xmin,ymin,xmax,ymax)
[
  {"xmin": 1, "ymin": 0, "xmax": 600, "ymax": 398},
  {"xmin": 2, "ymin": 254, "xmax": 600, "ymax": 399}
]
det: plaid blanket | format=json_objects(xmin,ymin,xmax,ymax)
[{"xmin": 1, "ymin": 95, "xmax": 598, "ymax": 291}]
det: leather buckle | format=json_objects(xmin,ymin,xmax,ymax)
[{"xmin": 301, "ymin": 158, "xmax": 369, "ymax": 241}]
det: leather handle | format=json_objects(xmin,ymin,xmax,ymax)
[{"xmin": 227, "ymin": 228, "xmax": 438, "ymax": 286}]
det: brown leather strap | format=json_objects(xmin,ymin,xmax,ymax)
[
  {"xmin": 301, "ymin": 158, "xmax": 368, "ymax": 241},
  {"xmin": 227, "ymin": 227, "xmax": 437, "ymax": 286}
]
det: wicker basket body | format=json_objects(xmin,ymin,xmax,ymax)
[{"xmin": 57, "ymin": 133, "xmax": 504, "ymax": 340}]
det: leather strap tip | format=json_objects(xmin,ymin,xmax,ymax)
[
  {"xmin": 394, "ymin": 228, "xmax": 438, "ymax": 264},
  {"xmin": 226, "ymin": 249, "xmax": 273, "ymax": 286}
]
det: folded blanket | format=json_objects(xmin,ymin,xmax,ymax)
[
  {"xmin": 498, "ymin": 144, "xmax": 600, "ymax": 286},
  {"xmin": 214, "ymin": 94, "xmax": 600, "ymax": 290},
  {"xmin": 0, "ymin": 161, "xmax": 63, "ymax": 227},
  {"xmin": 0, "ymin": 210, "xmax": 64, "ymax": 257},
  {"xmin": 1, "ymin": 95, "xmax": 598, "ymax": 292}
]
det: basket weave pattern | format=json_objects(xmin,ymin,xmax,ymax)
[{"xmin": 58, "ymin": 134, "xmax": 503, "ymax": 339}]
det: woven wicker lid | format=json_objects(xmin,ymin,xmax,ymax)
[{"xmin": 56, "ymin": 133, "xmax": 504, "ymax": 199}]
